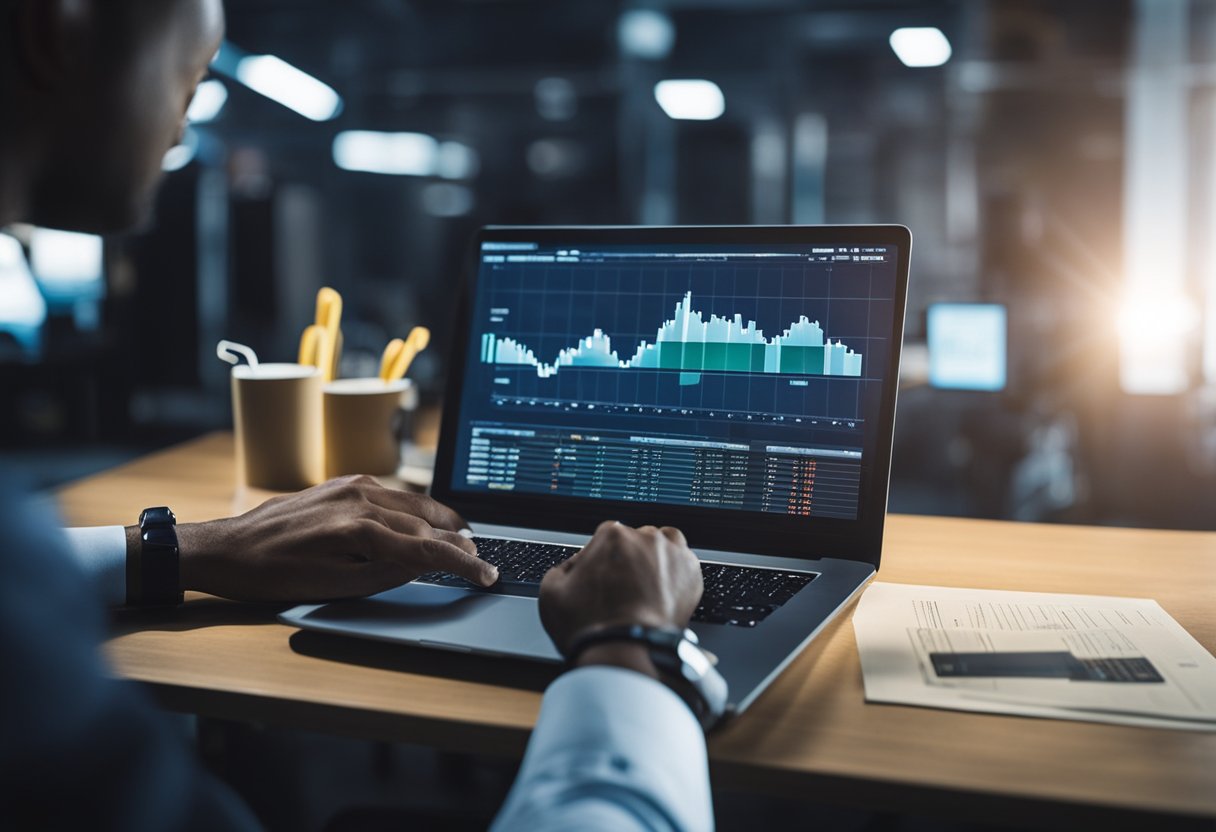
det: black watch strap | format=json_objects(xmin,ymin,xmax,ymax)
[
  {"xmin": 565, "ymin": 624, "xmax": 729, "ymax": 730},
  {"xmin": 128, "ymin": 506, "xmax": 183, "ymax": 607}
]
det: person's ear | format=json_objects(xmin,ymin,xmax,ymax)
[{"xmin": 13, "ymin": 0, "xmax": 96, "ymax": 90}]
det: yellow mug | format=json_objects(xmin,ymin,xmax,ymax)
[
  {"xmin": 323, "ymin": 378, "xmax": 414, "ymax": 478},
  {"xmin": 231, "ymin": 363, "xmax": 324, "ymax": 490}
]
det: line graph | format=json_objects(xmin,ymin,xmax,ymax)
[{"xmin": 481, "ymin": 291, "xmax": 863, "ymax": 383}]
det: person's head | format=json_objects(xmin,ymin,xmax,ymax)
[{"xmin": 0, "ymin": 0, "xmax": 225, "ymax": 233}]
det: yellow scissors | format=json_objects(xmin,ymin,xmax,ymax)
[
  {"xmin": 298, "ymin": 287, "xmax": 343, "ymax": 381},
  {"xmin": 380, "ymin": 326, "xmax": 431, "ymax": 382}
]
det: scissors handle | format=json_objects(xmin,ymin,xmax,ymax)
[
  {"xmin": 379, "ymin": 338, "xmax": 406, "ymax": 382},
  {"xmin": 314, "ymin": 287, "xmax": 343, "ymax": 381},
  {"xmin": 298, "ymin": 324, "xmax": 328, "ymax": 369},
  {"xmin": 383, "ymin": 326, "xmax": 431, "ymax": 381}
]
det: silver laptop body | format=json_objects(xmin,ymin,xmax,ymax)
[{"xmin": 282, "ymin": 224, "xmax": 912, "ymax": 717}]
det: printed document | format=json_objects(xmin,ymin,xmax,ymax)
[{"xmin": 853, "ymin": 582, "xmax": 1216, "ymax": 730}]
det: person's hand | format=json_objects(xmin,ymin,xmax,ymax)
[
  {"xmin": 163, "ymin": 475, "xmax": 498, "ymax": 602},
  {"xmin": 539, "ymin": 521, "xmax": 702, "ymax": 661}
]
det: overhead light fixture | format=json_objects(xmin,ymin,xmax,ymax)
[
  {"xmin": 333, "ymin": 131, "xmax": 436, "ymax": 176},
  {"xmin": 235, "ymin": 54, "xmax": 342, "ymax": 121},
  {"xmin": 889, "ymin": 27, "xmax": 953, "ymax": 68},
  {"xmin": 618, "ymin": 9, "xmax": 675, "ymax": 60},
  {"xmin": 653, "ymin": 79, "xmax": 725, "ymax": 121},
  {"xmin": 187, "ymin": 79, "xmax": 229, "ymax": 123},
  {"xmin": 435, "ymin": 141, "xmax": 480, "ymax": 180},
  {"xmin": 333, "ymin": 131, "xmax": 477, "ymax": 178}
]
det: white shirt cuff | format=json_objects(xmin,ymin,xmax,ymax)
[
  {"xmin": 492, "ymin": 665, "xmax": 712, "ymax": 832},
  {"xmin": 63, "ymin": 526, "xmax": 127, "ymax": 607}
]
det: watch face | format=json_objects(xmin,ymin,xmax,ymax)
[
  {"xmin": 140, "ymin": 506, "xmax": 176, "ymax": 526},
  {"xmin": 677, "ymin": 637, "xmax": 714, "ymax": 677}
]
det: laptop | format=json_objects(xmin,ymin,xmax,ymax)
[{"xmin": 281, "ymin": 224, "xmax": 911, "ymax": 716}]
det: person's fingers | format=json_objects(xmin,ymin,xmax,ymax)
[
  {"xmin": 592, "ymin": 519, "xmax": 622, "ymax": 538},
  {"xmin": 560, "ymin": 521, "xmax": 615, "ymax": 571},
  {"xmin": 362, "ymin": 503, "xmax": 477, "ymax": 559},
  {"xmin": 540, "ymin": 560, "xmax": 567, "ymax": 593},
  {"xmin": 352, "ymin": 520, "xmax": 495, "ymax": 584},
  {"xmin": 433, "ymin": 528, "xmax": 479, "ymax": 557},
  {"xmin": 364, "ymin": 487, "xmax": 469, "ymax": 532},
  {"xmin": 658, "ymin": 526, "xmax": 687, "ymax": 548},
  {"xmin": 371, "ymin": 506, "xmax": 434, "ymax": 539},
  {"xmin": 402, "ymin": 535, "xmax": 498, "ymax": 586},
  {"xmin": 342, "ymin": 560, "xmax": 416, "ymax": 597}
]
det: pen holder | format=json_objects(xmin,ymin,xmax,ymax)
[
  {"xmin": 232, "ymin": 363, "xmax": 324, "ymax": 491},
  {"xmin": 323, "ymin": 378, "xmax": 416, "ymax": 479}
]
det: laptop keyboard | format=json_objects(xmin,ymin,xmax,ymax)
[{"xmin": 418, "ymin": 536, "xmax": 817, "ymax": 628}]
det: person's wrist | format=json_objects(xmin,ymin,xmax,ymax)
[
  {"xmin": 563, "ymin": 610, "xmax": 679, "ymax": 647},
  {"xmin": 175, "ymin": 520, "xmax": 226, "ymax": 594},
  {"xmin": 573, "ymin": 641, "xmax": 660, "ymax": 679}
]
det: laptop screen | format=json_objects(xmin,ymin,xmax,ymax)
[{"xmin": 442, "ymin": 233, "xmax": 903, "ymax": 529}]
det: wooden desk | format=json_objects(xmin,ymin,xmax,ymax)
[{"xmin": 56, "ymin": 432, "xmax": 1216, "ymax": 829}]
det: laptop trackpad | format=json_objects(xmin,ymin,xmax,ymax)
[{"xmin": 293, "ymin": 583, "xmax": 562, "ymax": 663}]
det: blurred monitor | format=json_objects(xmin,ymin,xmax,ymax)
[
  {"xmin": 927, "ymin": 303, "xmax": 1006, "ymax": 392},
  {"xmin": 29, "ymin": 227, "xmax": 104, "ymax": 305},
  {"xmin": 28, "ymin": 227, "xmax": 105, "ymax": 330},
  {"xmin": 0, "ymin": 232, "xmax": 48, "ymax": 356}
]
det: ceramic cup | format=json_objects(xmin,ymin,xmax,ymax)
[{"xmin": 322, "ymin": 377, "xmax": 415, "ymax": 478}]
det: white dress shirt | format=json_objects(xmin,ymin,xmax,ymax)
[
  {"xmin": 62, "ymin": 526, "xmax": 715, "ymax": 831},
  {"xmin": 492, "ymin": 666, "xmax": 713, "ymax": 832},
  {"xmin": 64, "ymin": 526, "xmax": 127, "ymax": 607}
]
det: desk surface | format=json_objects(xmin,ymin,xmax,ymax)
[{"xmin": 56, "ymin": 432, "xmax": 1216, "ymax": 827}]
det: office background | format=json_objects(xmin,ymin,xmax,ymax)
[
  {"xmin": 8, "ymin": 0, "xmax": 1209, "ymax": 532},
  {"xmin": 5, "ymin": 2, "xmax": 1214, "ymax": 830}
]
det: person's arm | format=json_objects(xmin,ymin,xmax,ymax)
[
  {"xmin": 63, "ymin": 524, "xmax": 127, "ymax": 606},
  {"xmin": 0, "ymin": 478, "xmax": 260, "ymax": 830},
  {"xmin": 60, "ymin": 475, "xmax": 499, "ymax": 607},
  {"xmin": 492, "ymin": 522, "xmax": 714, "ymax": 832}
]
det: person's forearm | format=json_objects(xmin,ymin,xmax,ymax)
[{"xmin": 491, "ymin": 666, "xmax": 712, "ymax": 832}]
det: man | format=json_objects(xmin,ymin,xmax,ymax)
[{"xmin": 0, "ymin": 1, "xmax": 713, "ymax": 829}]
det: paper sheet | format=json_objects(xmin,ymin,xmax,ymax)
[{"xmin": 853, "ymin": 582, "xmax": 1216, "ymax": 731}]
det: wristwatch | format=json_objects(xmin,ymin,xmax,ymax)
[
  {"xmin": 127, "ymin": 506, "xmax": 183, "ymax": 607},
  {"xmin": 566, "ymin": 624, "xmax": 730, "ymax": 730}
]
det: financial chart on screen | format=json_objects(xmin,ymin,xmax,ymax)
[{"xmin": 450, "ymin": 241, "xmax": 899, "ymax": 520}]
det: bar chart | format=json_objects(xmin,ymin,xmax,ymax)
[{"xmin": 481, "ymin": 291, "xmax": 864, "ymax": 382}]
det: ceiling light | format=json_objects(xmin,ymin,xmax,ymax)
[
  {"xmin": 653, "ymin": 79, "xmax": 725, "ymax": 121},
  {"xmin": 889, "ymin": 27, "xmax": 952, "ymax": 68},
  {"xmin": 333, "ymin": 131, "xmax": 438, "ymax": 176},
  {"xmin": 619, "ymin": 9, "xmax": 675, "ymax": 60},
  {"xmin": 235, "ymin": 54, "xmax": 342, "ymax": 121},
  {"xmin": 187, "ymin": 79, "xmax": 228, "ymax": 123}
]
